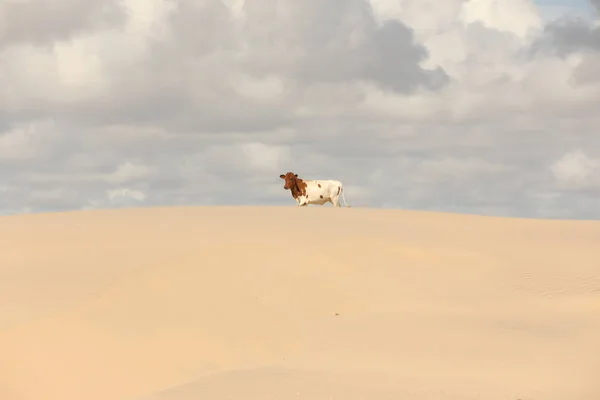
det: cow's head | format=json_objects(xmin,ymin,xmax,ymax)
[{"xmin": 279, "ymin": 172, "xmax": 299, "ymax": 190}]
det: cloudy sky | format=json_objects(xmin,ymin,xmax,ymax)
[{"xmin": 1, "ymin": 0, "xmax": 599, "ymax": 219}]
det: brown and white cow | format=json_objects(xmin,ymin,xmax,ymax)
[{"xmin": 279, "ymin": 172, "xmax": 350, "ymax": 207}]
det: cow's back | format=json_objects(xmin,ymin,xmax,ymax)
[
  {"xmin": 322, "ymin": 180, "xmax": 342, "ymax": 195},
  {"xmin": 306, "ymin": 180, "xmax": 341, "ymax": 198}
]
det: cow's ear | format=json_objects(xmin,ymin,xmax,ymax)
[
  {"xmin": 279, "ymin": 174, "xmax": 285, "ymax": 179},
  {"xmin": 294, "ymin": 174, "xmax": 298, "ymax": 177}
]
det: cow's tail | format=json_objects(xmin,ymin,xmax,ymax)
[{"xmin": 340, "ymin": 186, "xmax": 351, "ymax": 208}]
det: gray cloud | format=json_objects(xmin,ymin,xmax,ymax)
[
  {"xmin": 531, "ymin": 5, "xmax": 600, "ymax": 86},
  {"xmin": 535, "ymin": 0, "xmax": 599, "ymax": 56},
  {"xmin": 0, "ymin": 0, "xmax": 125, "ymax": 47},
  {"xmin": 543, "ymin": 19, "xmax": 600, "ymax": 54},
  {"xmin": 1, "ymin": 0, "xmax": 599, "ymax": 219},
  {"xmin": 51, "ymin": 0, "xmax": 446, "ymax": 133},
  {"xmin": 240, "ymin": 0, "xmax": 447, "ymax": 92}
]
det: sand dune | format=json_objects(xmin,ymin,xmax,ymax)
[{"xmin": 1, "ymin": 206, "xmax": 599, "ymax": 400}]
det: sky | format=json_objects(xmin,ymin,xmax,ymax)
[
  {"xmin": 536, "ymin": 0, "xmax": 594, "ymax": 21},
  {"xmin": 1, "ymin": 0, "xmax": 599, "ymax": 219}
]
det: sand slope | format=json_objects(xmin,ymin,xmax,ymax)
[{"xmin": 0, "ymin": 206, "xmax": 599, "ymax": 400}]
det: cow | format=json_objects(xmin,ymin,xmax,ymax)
[{"xmin": 279, "ymin": 172, "xmax": 350, "ymax": 207}]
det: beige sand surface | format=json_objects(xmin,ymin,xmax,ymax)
[{"xmin": 0, "ymin": 206, "xmax": 599, "ymax": 400}]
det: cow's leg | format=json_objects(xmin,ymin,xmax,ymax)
[{"xmin": 331, "ymin": 195, "xmax": 340, "ymax": 207}]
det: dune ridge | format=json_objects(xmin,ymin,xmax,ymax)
[{"xmin": 1, "ymin": 206, "xmax": 599, "ymax": 400}]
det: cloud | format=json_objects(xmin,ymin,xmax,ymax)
[
  {"xmin": 460, "ymin": 0, "xmax": 542, "ymax": 39},
  {"xmin": 532, "ymin": 8, "xmax": 600, "ymax": 87},
  {"xmin": 239, "ymin": 0, "xmax": 448, "ymax": 92},
  {"xmin": 543, "ymin": 18, "xmax": 600, "ymax": 54},
  {"xmin": 0, "ymin": 0, "xmax": 126, "ymax": 47},
  {"xmin": 1, "ymin": 0, "xmax": 599, "ymax": 219},
  {"xmin": 107, "ymin": 188, "xmax": 147, "ymax": 203},
  {"xmin": 551, "ymin": 150, "xmax": 600, "ymax": 189},
  {"xmin": 104, "ymin": 162, "xmax": 156, "ymax": 185},
  {"xmin": 0, "ymin": 119, "xmax": 65, "ymax": 162}
]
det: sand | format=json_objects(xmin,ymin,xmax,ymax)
[{"xmin": 0, "ymin": 205, "xmax": 599, "ymax": 400}]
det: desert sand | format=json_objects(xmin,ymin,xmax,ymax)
[{"xmin": 0, "ymin": 205, "xmax": 599, "ymax": 400}]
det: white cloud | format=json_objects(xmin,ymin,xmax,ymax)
[
  {"xmin": 232, "ymin": 73, "xmax": 285, "ymax": 100},
  {"xmin": 241, "ymin": 142, "xmax": 291, "ymax": 173},
  {"xmin": 551, "ymin": 150, "xmax": 600, "ymax": 189},
  {"xmin": 107, "ymin": 188, "xmax": 147, "ymax": 204},
  {"xmin": 460, "ymin": 0, "xmax": 542, "ymax": 40},
  {"xmin": 104, "ymin": 161, "xmax": 155, "ymax": 185}
]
